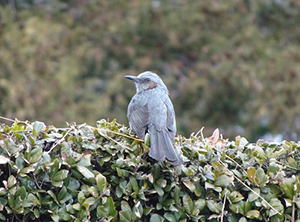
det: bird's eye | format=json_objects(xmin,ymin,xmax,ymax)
[{"xmin": 145, "ymin": 78, "xmax": 151, "ymax": 82}]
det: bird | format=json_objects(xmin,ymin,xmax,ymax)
[{"xmin": 125, "ymin": 71, "xmax": 182, "ymax": 166}]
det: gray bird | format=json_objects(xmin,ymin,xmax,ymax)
[{"xmin": 125, "ymin": 71, "xmax": 182, "ymax": 166}]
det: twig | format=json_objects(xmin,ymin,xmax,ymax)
[
  {"xmin": 224, "ymin": 154, "xmax": 247, "ymax": 175},
  {"xmin": 292, "ymin": 195, "xmax": 295, "ymax": 222},
  {"xmin": 218, "ymin": 159, "xmax": 282, "ymax": 215},
  {"xmin": 90, "ymin": 126, "xmax": 144, "ymax": 142},
  {"xmin": 0, "ymin": 116, "xmax": 15, "ymax": 122},
  {"xmin": 194, "ymin": 127, "xmax": 204, "ymax": 139},
  {"xmin": 221, "ymin": 193, "xmax": 226, "ymax": 222},
  {"xmin": 46, "ymin": 127, "xmax": 72, "ymax": 154}
]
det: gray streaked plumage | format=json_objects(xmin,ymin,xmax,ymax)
[{"xmin": 125, "ymin": 71, "xmax": 182, "ymax": 166}]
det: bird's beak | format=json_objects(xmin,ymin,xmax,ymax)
[{"xmin": 125, "ymin": 75, "xmax": 140, "ymax": 83}]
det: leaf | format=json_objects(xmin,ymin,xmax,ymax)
[
  {"xmin": 130, "ymin": 176, "xmax": 139, "ymax": 193},
  {"xmin": 7, "ymin": 175, "xmax": 16, "ymax": 188},
  {"xmin": 30, "ymin": 147, "xmax": 43, "ymax": 163},
  {"xmin": 229, "ymin": 191, "xmax": 244, "ymax": 203},
  {"xmin": 214, "ymin": 174, "xmax": 234, "ymax": 187},
  {"xmin": 23, "ymin": 193, "xmax": 39, "ymax": 207},
  {"xmin": 77, "ymin": 154, "xmax": 91, "ymax": 167},
  {"xmin": 15, "ymin": 186, "xmax": 26, "ymax": 200},
  {"xmin": 192, "ymin": 199, "xmax": 206, "ymax": 215},
  {"xmin": 205, "ymin": 182, "xmax": 222, "ymax": 192},
  {"xmin": 182, "ymin": 180, "xmax": 196, "ymax": 192},
  {"xmin": 47, "ymin": 190, "xmax": 58, "ymax": 204},
  {"xmin": 255, "ymin": 168, "xmax": 269, "ymax": 187},
  {"xmin": 50, "ymin": 214, "xmax": 59, "ymax": 222},
  {"xmin": 164, "ymin": 212, "xmax": 176, "ymax": 222},
  {"xmin": 58, "ymin": 186, "xmax": 67, "ymax": 202},
  {"xmin": 53, "ymin": 170, "xmax": 69, "ymax": 182},
  {"xmin": 279, "ymin": 177, "xmax": 295, "ymax": 199},
  {"xmin": 183, "ymin": 194, "xmax": 194, "ymax": 214},
  {"xmin": 97, "ymin": 197, "xmax": 117, "ymax": 218},
  {"xmin": 248, "ymin": 188, "xmax": 260, "ymax": 202},
  {"xmin": 247, "ymin": 168, "xmax": 256, "ymax": 184},
  {"xmin": 269, "ymin": 198, "xmax": 284, "ymax": 217},
  {"xmin": 173, "ymin": 185, "xmax": 180, "ymax": 205},
  {"xmin": 238, "ymin": 217, "xmax": 248, "ymax": 222},
  {"xmin": 245, "ymin": 210, "xmax": 260, "ymax": 219},
  {"xmin": 88, "ymin": 186, "xmax": 99, "ymax": 198},
  {"xmin": 96, "ymin": 173, "xmax": 107, "ymax": 192},
  {"xmin": 0, "ymin": 156, "xmax": 9, "ymax": 164},
  {"xmin": 76, "ymin": 165, "xmax": 94, "ymax": 179},
  {"xmin": 150, "ymin": 214, "xmax": 164, "ymax": 222},
  {"xmin": 119, "ymin": 201, "xmax": 132, "ymax": 222},
  {"xmin": 33, "ymin": 121, "xmax": 46, "ymax": 137},
  {"xmin": 83, "ymin": 197, "xmax": 96, "ymax": 207},
  {"xmin": 207, "ymin": 200, "xmax": 222, "ymax": 214}
]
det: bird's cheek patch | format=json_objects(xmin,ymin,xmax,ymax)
[{"xmin": 147, "ymin": 81, "xmax": 157, "ymax": 90}]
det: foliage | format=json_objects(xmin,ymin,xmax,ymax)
[
  {"xmin": 1, "ymin": 0, "xmax": 300, "ymax": 140},
  {"xmin": 0, "ymin": 118, "xmax": 299, "ymax": 221}
]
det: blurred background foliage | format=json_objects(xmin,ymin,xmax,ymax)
[{"xmin": 0, "ymin": 0, "xmax": 300, "ymax": 141}]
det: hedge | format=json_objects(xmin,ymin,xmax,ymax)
[{"xmin": 0, "ymin": 118, "xmax": 299, "ymax": 222}]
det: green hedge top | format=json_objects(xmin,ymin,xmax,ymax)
[{"xmin": 0, "ymin": 119, "xmax": 299, "ymax": 222}]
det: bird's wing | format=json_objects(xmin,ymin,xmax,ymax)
[
  {"xmin": 127, "ymin": 96, "xmax": 149, "ymax": 139},
  {"xmin": 165, "ymin": 97, "xmax": 176, "ymax": 140}
]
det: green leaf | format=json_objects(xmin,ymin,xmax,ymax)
[
  {"xmin": 238, "ymin": 217, "xmax": 248, "ymax": 222},
  {"xmin": 229, "ymin": 201, "xmax": 244, "ymax": 214},
  {"xmin": 280, "ymin": 177, "xmax": 295, "ymax": 199},
  {"xmin": 58, "ymin": 186, "xmax": 67, "ymax": 202},
  {"xmin": 119, "ymin": 201, "xmax": 132, "ymax": 222},
  {"xmin": 130, "ymin": 176, "xmax": 139, "ymax": 193},
  {"xmin": 78, "ymin": 191, "xmax": 85, "ymax": 204},
  {"xmin": 248, "ymin": 188, "xmax": 260, "ymax": 202},
  {"xmin": 269, "ymin": 198, "xmax": 284, "ymax": 217},
  {"xmin": 183, "ymin": 194, "xmax": 194, "ymax": 214},
  {"xmin": 150, "ymin": 214, "xmax": 164, "ymax": 222},
  {"xmin": 77, "ymin": 154, "xmax": 91, "ymax": 167},
  {"xmin": 96, "ymin": 173, "xmax": 107, "ymax": 192},
  {"xmin": 245, "ymin": 210, "xmax": 260, "ymax": 219},
  {"xmin": 23, "ymin": 193, "xmax": 39, "ymax": 207},
  {"xmin": 53, "ymin": 170, "xmax": 69, "ymax": 182},
  {"xmin": 51, "ymin": 214, "xmax": 59, "ymax": 222},
  {"xmin": 8, "ymin": 175, "xmax": 17, "ymax": 188},
  {"xmin": 97, "ymin": 196, "xmax": 117, "ymax": 218},
  {"xmin": 47, "ymin": 190, "xmax": 58, "ymax": 204},
  {"xmin": 16, "ymin": 186, "xmax": 26, "ymax": 200},
  {"xmin": 83, "ymin": 197, "xmax": 96, "ymax": 207},
  {"xmin": 151, "ymin": 164, "xmax": 161, "ymax": 180},
  {"xmin": 88, "ymin": 186, "xmax": 99, "ymax": 197},
  {"xmin": 0, "ymin": 213, "xmax": 6, "ymax": 220},
  {"xmin": 194, "ymin": 199, "xmax": 206, "ymax": 212},
  {"xmin": 30, "ymin": 147, "xmax": 43, "ymax": 163},
  {"xmin": 229, "ymin": 191, "xmax": 244, "ymax": 203},
  {"xmin": 268, "ymin": 162, "xmax": 280, "ymax": 177},
  {"xmin": 214, "ymin": 174, "xmax": 234, "ymax": 187},
  {"xmin": 77, "ymin": 165, "xmax": 94, "ymax": 179},
  {"xmin": 255, "ymin": 168, "xmax": 269, "ymax": 187},
  {"xmin": 164, "ymin": 212, "xmax": 176, "ymax": 222},
  {"xmin": 33, "ymin": 121, "xmax": 46, "ymax": 137},
  {"xmin": 207, "ymin": 200, "xmax": 223, "ymax": 214},
  {"xmin": 50, "ymin": 159, "xmax": 60, "ymax": 177}
]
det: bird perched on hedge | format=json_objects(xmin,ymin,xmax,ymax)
[{"xmin": 125, "ymin": 71, "xmax": 182, "ymax": 166}]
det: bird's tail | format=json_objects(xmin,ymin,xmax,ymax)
[{"xmin": 148, "ymin": 128, "xmax": 182, "ymax": 166}]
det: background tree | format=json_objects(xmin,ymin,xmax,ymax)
[{"xmin": 0, "ymin": 0, "xmax": 300, "ymax": 141}]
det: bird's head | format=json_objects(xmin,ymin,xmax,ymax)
[{"xmin": 125, "ymin": 71, "xmax": 168, "ymax": 93}]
